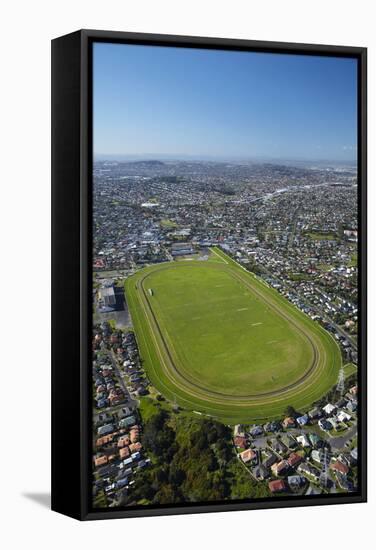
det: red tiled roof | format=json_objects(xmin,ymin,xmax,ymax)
[
  {"xmin": 269, "ymin": 480, "xmax": 287, "ymax": 493},
  {"xmin": 240, "ymin": 449, "xmax": 256, "ymax": 463},
  {"xmin": 94, "ymin": 455, "xmax": 108, "ymax": 467},
  {"xmin": 234, "ymin": 436, "xmax": 248, "ymax": 448},
  {"xmin": 330, "ymin": 460, "xmax": 349, "ymax": 475},
  {"xmin": 288, "ymin": 452, "xmax": 302, "ymax": 467},
  {"xmin": 117, "ymin": 435, "xmax": 130, "ymax": 448},
  {"xmin": 129, "ymin": 442, "xmax": 142, "ymax": 453}
]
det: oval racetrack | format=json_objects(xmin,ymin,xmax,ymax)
[{"xmin": 125, "ymin": 248, "xmax": 341, "ymax": 423}]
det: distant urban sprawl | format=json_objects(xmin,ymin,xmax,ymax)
[{"xmin": 92, "ymin": 159, "xmax": 358, "ymax": 508}]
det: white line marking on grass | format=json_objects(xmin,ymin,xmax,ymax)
[
  {"xmin": 211, "ymin": 248, "xmax": 229, "ymax": 264},
  {"xmin": 251, "ymin": 322, "xmax": 262, "ymax": 326},
  {"xmin": 237, "ymin": 307, "xmax": 249, "ymax": 311}
]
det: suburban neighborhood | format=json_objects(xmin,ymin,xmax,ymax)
[{"xmin": 91, "ymin": 158, "xmax": 359, "ymax": 507}]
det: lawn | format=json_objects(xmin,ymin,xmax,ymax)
[
  {"xmin": 306, "ymin": 232, "xmax": 338, "ymax": 241},
  {"xmin": 125, "ymin": 248, "xmax": 341, "ymax": 423},
  {"xmin": 160, "ymin": 218, "xmax": 178, "ymax": 229},
  {"xmin": 343, "ymin": 362, "xmax": 358, "ymax": 378},
  {"xmin": 348, "ymin": 253, "xmax": 358, "ymax": 268}
]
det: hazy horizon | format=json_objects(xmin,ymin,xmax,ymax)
[
  {"xmin": 94, "ymin": 43, "xmax": 358, "ymax": 162},
  {"xmin": 94, "ymin": 152, "xmax": 357, "ymax": 167}
]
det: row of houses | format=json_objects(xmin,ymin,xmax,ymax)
[
  {"xmin": 93, "ymin": 354, "xmax": 126, "ymax": 410},
  {"xmin": 234, "ymin": 384, "xmax": 358, "ymax": 496},
  {"xmin": 92, "ymin": 323, "xmax": 151, "ymax": 507}
]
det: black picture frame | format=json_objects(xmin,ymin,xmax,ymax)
[{"xmin": 51, "ymin": 29, "xmax": 367, "ymax": 521}]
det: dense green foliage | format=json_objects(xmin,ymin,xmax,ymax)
[{"xmin": 124, "ymin": 411, "xmax": 267, "ymax": 505}]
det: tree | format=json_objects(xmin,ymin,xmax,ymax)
[
  {"xmin": 142, "ymin": 410, "xmax": 176, "ymax": 460},
  {"xmin": 169, "ymin": 465, "xmax": 186, "ymax": 486},
  {"xmin": 207, "ymin": 428, "xmax": 218, "ymax": 444},
  {"xmin": 285, "ymin": 405, "xmax": 297, "ymax": 418}
]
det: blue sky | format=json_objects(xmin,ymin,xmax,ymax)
[{"xmin": 93, "ymin": 42, "xmax": 357, "ymax": 161}]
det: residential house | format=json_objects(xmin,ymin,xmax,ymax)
[
  {"xmin": 296, "ymin": 434, "xmax": 311, "ymax": 448},
  {"xmin": 282, "ymin": 434, "xmax": 298, "ymax": 449},
  {"xmin": 330, "ymin": 460, "xmax": 349, "ymax": 476},
  {"xmin": 318, "ymin": 419, "xmax": 332, "ymax": 432},
  {"xmin": 129, "ymin": 428, "xmax": 140, "ymax": 443},
  {"xmin": 322, "ymin": 403, "xmax": 336, "ymax": 416},
  {"xmin": 117, "ymin": 435, "xmax": 130, "ymax": 448},
  {"xmin": 308, "ymin": 433, "xmax": 323, "ymax": 448},
  {"xmin": 119, "ymin": 415, "xmax": 137, "ymax": 429},
  {"xmin": 240, "ymin": 448, "xmax": 257, "ymax": 464},
  {"xmin": 129, "ymin": 442, "xmax": 142, "ymax": 453},
  {"xmin": 234, "ymin": 435, "xmax": 248, "ymax": 449},
  {"xmin": 263, "ymin": 421, "xmax": 280, "ymax": 433},
  {"xmin": 269, "ymin": 479, "xmax": 288, "ymax": 494},
  {"xmin": 282, "ymin": 417, "xmax": 296, "ymax": 429},
  {"xmin": 234, "ymin": 424, "xmax": 244, "ymax": 437},
  {"xmin": 308, "ymin": 407, "xmax": 322, "ymax": 421},
  {"xmin": 263, "ymin": 452, "xmax": 278, "ymax": 469},
  {"xmin": 96, "ymin": 434, "xmax": 115, "ymax": 448},
  {"xmin": 94, "ymin": 455, "xmax": 108, "ymax": 468},
  {"xmin": 253, "ymin": 464, "xmax": 269, "ymax": 481},
  {"xmin": 250, "ymin": 425, "xmax": 264, "ymax": 437},
  {"xmin": 271, "ymin": 460, "xmax": 289, "ymax": 477},
  {"xmin": 296, "ymin": 414, "xmax": 309, "ymax": 427},
  {"xmin": 346, "ymin": 400, "xmax": 357, "ymax": 413},
  {"xmin": 287, "ymin": 475, "xmax": 306, "ymax": 491},
  {"xmin": 121, "ymin": 457, "xmax": 133, "ymax": 468},
  {"xmin": 116, "ymin": 477, "xmax": 129, "ymax": 489},
  {"xmin": 118, "ymin": 406, "xmax": 134, "ymax": 419},
  {"xmin": 337, "ymin": 410, "xmax": 352, "ymax": 423},
  {"xmin": 270, "ymin": 439, "xmax": 288, "ymax": 455},
  {"xmin": 97, "ymin": 423, "xmax": 115, "ymax": 436},
  {"xmin": 334, "ymin": 398, "xmax": 347, "ymax": 409},
  {"xmin": 119, "ymin": 446, "xmax": 130, "ymax": 460},
  {"xmin": 311, "ymin": 449, "xmax": 329, "ymax": 465},
  {"xmin": 287, "ymin": 452, "xmax": 303, "ymax": 468}
]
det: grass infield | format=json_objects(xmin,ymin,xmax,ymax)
[{"xmin": 125, "ymin": 248, "xmax": 341, "ymax": 423}]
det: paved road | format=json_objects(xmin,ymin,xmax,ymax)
[
  {"xmin": 108, "ymin": 350, "xmax": 138, "ymax": 410},
  {"xmin": 329, "ymin": 423, "xmax": 357, "ymax": 450}
]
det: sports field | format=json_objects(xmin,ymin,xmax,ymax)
[{"xmin": 125, "ymin": 248, "xmax": 341, "ymax": 423}]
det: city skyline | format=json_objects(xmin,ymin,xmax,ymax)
[{"xmin": 93, "ymin": 42, "xmax": 357, "ymax": 162}]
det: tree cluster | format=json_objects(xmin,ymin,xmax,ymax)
[{"xmin": 125, "ymin": 411, "xmax": 235, "ymax": 505}]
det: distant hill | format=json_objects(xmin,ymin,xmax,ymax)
[{"xmin": 123, "ymin": 160, "xmax": 166, "ymax": 168}]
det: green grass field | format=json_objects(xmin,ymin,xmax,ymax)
[{"xmin": 125, "ymin": 248, "xmax": 341, "ymax": 423}]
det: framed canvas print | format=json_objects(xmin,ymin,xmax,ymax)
[{"xmin": 51, "ymin": 29, "xmax": 367, "ymax": 520}]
